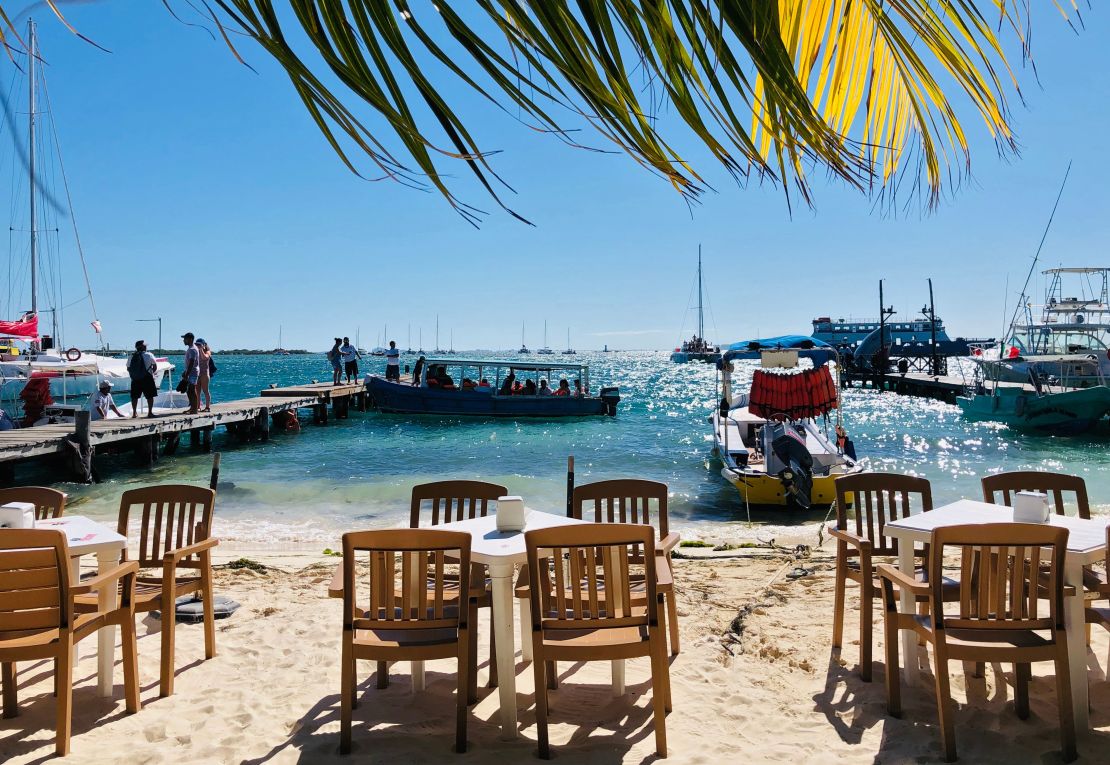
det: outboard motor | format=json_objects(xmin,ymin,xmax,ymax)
[
  {"xmin": 599, "ymin": 387, "xmax": 620, "ymax": 417},
  {"xmin": 767, "ymin": 421, "xmax": 814, "ymax": 509}
]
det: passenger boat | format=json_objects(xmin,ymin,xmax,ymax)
[
  {"xmin": 969, "ymin": 268, "xmax": 1110, "ymax": 386},
  {"xmin": 709, "ymin": 336, "xmax": 862, "ymax": 509},
  {"xmin": 671, "ymin": 248, "xmax": 720, "ymax": 363},
  {"xmin": 367, "ymin": 358, "xmax": 619, "ymax": 417}
]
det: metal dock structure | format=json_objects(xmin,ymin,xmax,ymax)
[
  {"xmin": 0, "ymin": 381, "xmax": 369, "ymax": 485},
  {"xmin": 842, "ymin": 371, "xmax": 1049, "ymax": 404}
]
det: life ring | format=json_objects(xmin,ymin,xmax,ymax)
[{"xmin": 65, "ymin": 347, "xmax": 81, "ymax": 362}]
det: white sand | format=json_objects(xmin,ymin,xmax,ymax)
[{"xmin": 2, "ymin": 544, "xmax": 1110, "ymax": 764}]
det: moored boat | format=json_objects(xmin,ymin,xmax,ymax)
[
  {"xmin": 367, "ymin": 358, "xmax": 619, "ymax": 417},
  {"xmin": 671, "ymin": 248, "xmax": 720, "ymax": 363},
  {"xmin": 709, "ymin": 336, "xmax": 862, "ymax": 509}
]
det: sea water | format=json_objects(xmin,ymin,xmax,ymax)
[{"xmin": 27, "ymin": 352, "xmax": 1110, "ymax": 547}]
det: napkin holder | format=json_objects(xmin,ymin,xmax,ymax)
[
  {"xmin": 1013, "ymin": 491, "xmax": 1050, "ymax": 524},
  {"xmin": 0, "ymin": 502, "xmax": 36, "ymax": 529},
  {"xmin": 496, "ymin": 496, "xmax": 525, "ymax": 532}
]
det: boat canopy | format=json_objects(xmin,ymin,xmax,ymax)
[
  {"xmin": 420, "ymin": 357, "xmax": 588, "ymax": 373},
  {"xmin": 719, "ymin": 335, "xmax": 835, "ymax": 366}
]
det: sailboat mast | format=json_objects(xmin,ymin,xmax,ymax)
[
  {"xmin": 696, "ymin": 245, "xmax": 704, "ymax": 340},
  {"xmin": 28, "ymin": 19, "xmax": 38, "ymax": 317}
]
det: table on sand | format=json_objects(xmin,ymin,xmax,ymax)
[
  {"xmin": 30, "ymin": 515, "xmax": 126, "ymax": 697},
  {"xmin": 885, "ymin": 499, "xmax": 1110, "ymax": 735}
]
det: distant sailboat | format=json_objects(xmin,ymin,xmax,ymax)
[
  {"xmin": 371, "ymin": 324, "xmax": 387, "ymax": 356},
  {"xmin": 356, "ymin": 327, "xmax": 366, "ymax": 355},
  {"xmin": 537, "ymin": 320, "xmax": 554, "ymax": 354},
  {"xmin": 518, "ymin": 321, "xmax": 531, "ymax": 354},
  {"xmin": 406, "ymin": 323, "xmax": 414, "ymax": 354},
  {"xmin": 417, "ymin": 328, "xmax": 425, "ymax": 355},
  {"xmin": 447, "ymin": 329, "xmax": 457, "ymax": 355},
  {"xmin": 274, "ymin": 326, "xmax": 290, "ymax": 355},
  {"xmin": 433, "ymin": 315, "xmax": 446, "ymax": 354},
  {"xmin": 562, "ymin": 328, "xmax": 576, "ymax": 355},
  {"xmin": 670, "ymin": 245, "xmax": 720, "ymax": 363}
]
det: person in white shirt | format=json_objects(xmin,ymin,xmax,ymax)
[
  {"xmin": 339, "ymin": 336, "xmax": 361, "ymax": 383},
  {"xmin": 90, "ymin": 381, "xmax": 123, "ymax": 421},
  {"xmin": 385, "ymin": 340, "xmax": 401, "ymax": 381}
]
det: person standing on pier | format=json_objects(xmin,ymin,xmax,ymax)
[
  {"xmin": 181, "ymin": 332, "xmax": 201, "ymax": 414},
  {"xmin": 328, "ymin": 338, "xmax": 342, "ymax": 386},
  {"xmin": 196, "ymin": 338, "xmax": 214, "ymax": 413},
  {"xmin": 385, "ymin": 340, "xmax": 400, "ymax": 381},
  {"xmin": 127, "ymin": 340, "xmax": 158, "ymax": 418},
  {"xmin": 340, "ymin": 336, "xmax": 361, "ymax": 384}
]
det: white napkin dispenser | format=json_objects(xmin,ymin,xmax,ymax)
[
  {"xmin": 1013, "ymin": 491, "xmax": 1050, "ymax": 524},
  {"xmin": 496, "ymin": 496, "xmax": 525, "ymax": 533},
  {"xmin": 0, "ymin": 502, "xmax": 36, "ymax": 529}
]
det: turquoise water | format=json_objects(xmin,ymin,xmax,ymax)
[{"xmin": 28, "ymin": 352, "xmax": 1110, "ymax": 545}]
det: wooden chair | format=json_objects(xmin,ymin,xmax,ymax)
[
  {"xmin": 981, "ymin": 471, "xmax": 1091, "ymax": 519},
  {"xmin": 0, "ymin": 529, "xmax": 141, "ymax": 756},
  {"xmin": 333, "ymin": 528, "xmax": 473, "ymax": 754},
  {"xmin": 1085, "ymin": 526, "xmax": 1110, "ymax": 669},
  {"xmin": 878, "ymin": 523, "xmax": 1076, "ymax": 763},
  {"xmin": 81, "ymin": 485, "xmax": 218, "ymax": 698},
  {"xmin": 526, "ymin": 522, "xmax": 671, "ymax": 759},
  {"xmin": 569, "ymin": 479, "xmax": 680, "ymax": 656},
  {"xmin": 0, "ymin": 486, "xmax": 66, "ymax": 520},
  {"xmin": 830, "ymin": 472, "xmax": 955, "ymax": 682},
  {"xmin": 410, "ymin": 480, "xmax": 506, "ymax": 702}
]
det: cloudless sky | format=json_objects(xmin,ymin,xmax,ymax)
[{"xmin": 2, "ymin": 2, "xmax": 1108, "ymax": 352}]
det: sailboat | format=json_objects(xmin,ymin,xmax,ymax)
[
  {"xmin": 371, "ymin": 325, "xmax": 387, "ymax": 356},
  {"xmin": 518, "ymin": 322, "xmax": 531, "ymax": 354},
  {"xmin": 447, "ymin": 330, "xmax": 457, "ymax": 355},
  {"xmin": 433, "ymin": 316, "xmax": 446, "ymax": 354},
  {"xmin": 537, "ymin": 320, "xmax": 554, "ymax": 354},
  {"xmin": 670, "ymin": 246, "xmax": 720, "ymax": 363},
  {"xmin": 273, "ymin": 326, "xmax": 290, "ymax": 355},
  {"xmin": 417, "ymin": 328, "xmax": 425, "ymax": 355},
  {"xmin": 406, "ymin": 324, "xmax": 414, "ymax": 354},
  {"xmin": 562, "ymin": 328, "xmax": 576, "ymax": 355},
  {"xmin": 356, "ymin": 327, "xmax": 367, "ymax": 356},
  {"xmin": 0, "ymin": 21, "xmax": 174, "ymax": 404}
]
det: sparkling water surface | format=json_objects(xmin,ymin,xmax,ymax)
[{"xmin": 28, "ymin": 352, "xmax": 1110, "ymax": 547}]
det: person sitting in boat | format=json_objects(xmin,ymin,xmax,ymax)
[
  {"xmin": 511, "ymin": 381, "xmax": 523, "ymax": 395},
  {"xmin": 476, "ymin": 378, "xmax": 492, "ymax": 392},
  {"xmin": 89, "ymin": 380, "xmax": 123, "ymax": 421},
  {"xmin": 499, "ymin": 372, "xmax": 515, "ymax": 395},
  {"xmin": 436, "ymin": 367, "xmax": 456, "ymax": 390},
  {"xmin": 522, "ymin": 379, "xmax": 537, "ymax": 395},
  {"xmin": 554, "ymin": 378, "xmax": 571, "ymax": 397},
  {"xmin": 537, "ymin": 379, "xmax": 552, "ymax": 396},
  {"xmin": 461, "ymin": 378, "xmax": 477, "ymax": 391},
  {"xmin": 573, "ymin": 379, "xmax": 583, "ymax": 397}
]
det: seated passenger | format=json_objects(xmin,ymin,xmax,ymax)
[
  {"xmin": 554, "ymin": 378, "xmax": 571, "ymax": 397},
  {"xmin": 512, "ymin": 381, "xmax": 523, "ymax": 395},
  {"xmin": 462, "ymin": 378, "xmax": 477, "ymax": 390},
  {"xmin": 425, "ymin": 365, "xmax": 440, "ymax": 387},
  {"xmin": 499, "ymin": 372, "xmax": 516, "ymax": 395},
  {"xmin": 523, "ymin": 379, "xmax": 536, "ymax": 395},
  {"xmin": 477, "ymin": 378, "xmax": 491, "ymax": 389},
  {"xmin": 436, "ymin": 367, "xmax": 456, "ymax": 390},
  {"xmin": 573, "ymin": 378, "xmax": 583, "ymax": 397},
  {"xmin": 537, "ymin": 379, "xmax": 552, "ymax": 396}
]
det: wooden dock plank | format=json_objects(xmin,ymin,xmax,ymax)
[{"xmin": 260, "ymin": 382, "xmax": 365, "ymax": 398}]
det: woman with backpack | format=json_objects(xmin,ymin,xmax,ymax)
[{"xmin": 128, "ymin": 340, "xmax": 158, "ymax": 418}]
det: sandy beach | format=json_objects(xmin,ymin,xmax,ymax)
[{"xmin": 2, "ymin": 540, "xmax": 1109, "ymax": 764}]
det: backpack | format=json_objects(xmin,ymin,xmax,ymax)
[
  {"xmin": 208, "ymin": 356, "xmax": 217, "ymax": 377},
  {"xmin": 127, "ymin": 352, "xmax": 148, "ymax": 380}
]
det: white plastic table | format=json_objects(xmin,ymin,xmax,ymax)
[
  {"xmin": 437, "ymin": 508, "xmax": 587, "ymax": 739},
  {"xmin": 884, "ymin": 499, "xmax": 1109, "ymax": 733},
  {"xmin": 33, "ymin": 515, "xmax": 127, "ymax": 697}
]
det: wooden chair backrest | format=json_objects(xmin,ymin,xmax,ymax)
[
  {"xmin": 981, "ymin": 471, "xmax": 1090, "ymax": 519},
  {"xmin": 0, "ymin": 486, "xmax": 66, "ymax": 520},
  {"xmin": 572, "ymin": 479, "xmax": 668, "ymax": 562},
  {"xmin": 834, "ymin": 472, "xmax": 932, "ymax": 556},
  {"xmin": 341, "ymin": 528, "xmax": 470, "ymax": 634},
  {"xmin": 526, "ymin": 523, "xmax": 656, "ymax": 631},
  {"xmin": 930, "ymin": 523, "xmax": 1068, "ymax": 634},
  {"xmin": 0, "ymin": 528, "xmax": 70, "ymax": 638},
  {"xmin": 409, "ymin": 480, "xmax": 508, "ymax": 527},
  {"xmin": 117, "ymin": 485, "xmax": 216, "ymax": 568}
]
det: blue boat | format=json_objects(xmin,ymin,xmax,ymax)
[{"xmin": 367, "ymin": 358, "xmax": 620, "ymax": 417}]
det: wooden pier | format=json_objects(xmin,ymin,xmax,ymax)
[
  {"xmin": 842, "ymin": 371, "xmax": 1044, "ymax": 405},
  {"xmin": 0, "ymin": 380, "xmax": 370, "ymax": 486}
]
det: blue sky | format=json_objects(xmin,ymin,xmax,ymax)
[{"xmin": 2, "ymin": 3, "xmax": 1108, "ymax": 352}]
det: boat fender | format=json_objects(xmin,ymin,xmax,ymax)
[{"xmin": 65, "ymin": 347, "xmax": 81, "ymax": 362}]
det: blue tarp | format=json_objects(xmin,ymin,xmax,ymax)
[{"xmin": 719, "ymin": 335, "xmax": 835, "ymax": 366}]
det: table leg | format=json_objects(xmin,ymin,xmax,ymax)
[
  {"xmin": 96, "ymin": 550, "xmax": 117, "ymax": 697},
  {"xmin": 489, "ymin": 562, "xmax": 518, "ymax": 740},
  {"xmin": 897, "ymin": 544, "xmax": 919, "ymax": 687},
  {"xmin": 1064, "ymin": 558, "xmax": 1088, "ymax": 733}
]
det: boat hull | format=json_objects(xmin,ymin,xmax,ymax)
[
  {"xmin": 958, "ymin": 385, "xmax": 1110, "ymax": 435},
  {"xmin": 367, "ymin": 376, "xmax": 618, "ymax": 417},
  {"xmin": 671, "ymin": 351, "xmax": 721, "ymax": 364}
]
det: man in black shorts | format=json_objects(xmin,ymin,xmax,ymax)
[
  {"xmin": 339, "ymin": 336, "xmax": 361, "ymax": 383},
  {"xmin": 127, "ymin": 340, "xmax": 158, "ymax": 418}
]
